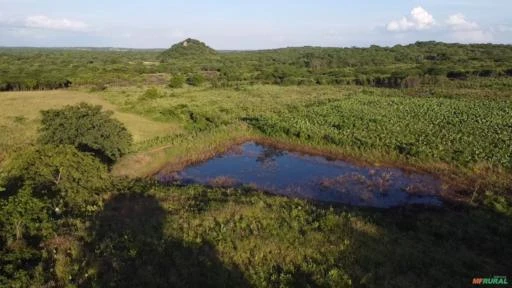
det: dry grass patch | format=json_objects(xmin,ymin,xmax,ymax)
[{"xmin": 0, "ymin": 90, "xmax": 181, "ymax": 162}]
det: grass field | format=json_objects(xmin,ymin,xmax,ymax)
[
  {"xmin": 2, "ymin": 86, "xmax": 510, "ymax": 199},
  {"xmin": 95, "ymin": 85, "xmax": 511, "ymax": 205},
  {"xmin": 0, "ymin": 90, "xmax": 181, "ymax": 163},
  {"xmin": 1, "ymin": 85, "xmax": 511, "ymax": 287},
  {"xmin": 102, "ymin": 85, "xmax": 512, "ymax": 168}
]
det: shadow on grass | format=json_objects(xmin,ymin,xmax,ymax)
[
  {"xmin": 80, "ymin": 182, "xmax": 511, "ymax": 288},
  {"xmin": 84, "ymin": 192, "xmax": 249, "ymax": 287},
  {"xmin": 343, "ymin": 202, "xmax": 512, "ymax": 288}
]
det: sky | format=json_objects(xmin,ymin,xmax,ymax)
[{"xmin": 0, "ymin": 0, "xmax": 511, "ymax": 49}]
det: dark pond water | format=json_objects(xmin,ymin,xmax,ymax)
[{"xmin": 157, "ymin": 142, "xmax": 443, "ymax": 208}]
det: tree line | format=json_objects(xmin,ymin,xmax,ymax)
[{"xmin": 1, "ymin": 41, "xmax": 512, "ymax": 91}]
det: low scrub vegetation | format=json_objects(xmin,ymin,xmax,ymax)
[{"xmin": 2, "ymin": 42, "xmax": 512, "ymax": 90}]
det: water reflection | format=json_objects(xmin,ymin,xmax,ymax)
[{"xmin": 157, "ymin": 142, "xmax": 443, "ymax": 208}]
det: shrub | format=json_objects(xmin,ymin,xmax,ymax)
[
  {"xmin": 0, "ymin": 186, "xmax": 52, "ymax": 246},
  {"xmin": 1, "ymin": 145, "xmax": 111, "ymax": 215},
  {"xmin": 0, "ymin": 145, "xmax": 110, "ymax": 286},
  {"xmin": 169, "ymin": 75, "xmax": 185, "ymax": 88},
  {"xmin": 0, "ymin": 186, "xmax": 53, "ymax": 287},
  {"xmin": 186, "ymin": 73, "xmax": 205, "ymax": 86},
  {"xmin": 402, "ymin": 76, "xmax": 421, "ymax": 88},
  {"xmin": 140, "ymin": 87, "xmax": 161, "ymax": 100},
  {"xmin": 38, "ymin": 103, "xmax": 133, "ymax": 163},
  {"xmin": 446, "ymin": 70, "xmax": 468, "ymax": 80}
]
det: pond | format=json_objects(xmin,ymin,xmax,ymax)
[{"xmin": 156, "ymin": 142, "xmax": 443, "ymax": 208}]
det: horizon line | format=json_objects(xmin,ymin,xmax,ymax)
[{"xmin": 1, "ymin": 40, "xmax": 511, "ymax": 52}]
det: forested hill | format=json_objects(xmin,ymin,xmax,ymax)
[
  {"xmin": 159, "ymin": 38, "xmax": 217, "ymax": 60},
  {"xmin": 1, "ymin": 41, "xmax": 512, "ymax": 91}
]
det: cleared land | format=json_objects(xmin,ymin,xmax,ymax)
[{"xmin": 0, "ymin": 90, "xmax": 181, "ymax": 162}]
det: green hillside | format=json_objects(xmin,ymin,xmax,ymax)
[{"xmin": 159, "ymin": 38, "xmax": 216, "ymax": 60}]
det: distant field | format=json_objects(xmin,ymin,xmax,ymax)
[{"xmin": 0, "ymin": 90, "xmax": 181, "ymax": 162}]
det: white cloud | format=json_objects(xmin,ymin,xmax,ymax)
[
  {"xmin": 446, "ymin": 13, "xmax": 478, "ymax": 30},
  {"xmin": 446, "ymin": 13, "xmax": 492, "ymax": 42},
  {"xmin": 25, "ymin": 15, "xmax": 88, "ymax": 31},
  {"xmin": 386, "ymin": 7, "xmax": 493, "ymax": 43},
  {"xmin": 387, "ymin": 6, "xmax": 435, "ymax": 32}
]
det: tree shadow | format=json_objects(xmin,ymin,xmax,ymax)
[
  {"xmin": 340, "ymin": 202, "xmax": 512, "ymax": 288},
  {"xmin": 77, "ymin": 182, "xmax": 512, "ymax": 287},
  {"xmin": 0, "ymin": 175, "xmax": 24, "ymax": 199},
  {"xmin": 83, "ymin": 192, "xmax": 249, "ymax": 287},
  {"xmin": 77, "ymin": 144, "xmax": 115, "ymax": 167}
]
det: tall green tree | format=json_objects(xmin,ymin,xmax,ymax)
[{"xmin": 38, "ymin": 103, "xmax": 133, "ymax": 163}]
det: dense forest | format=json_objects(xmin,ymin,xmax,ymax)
[{"xmin": 1, "ymin": 41, "xmax": 512, "ymax": 91}]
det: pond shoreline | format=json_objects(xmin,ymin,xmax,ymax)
[{"xmin": 157, "ymin": 141, "xmax": 445, "ymax": 208}]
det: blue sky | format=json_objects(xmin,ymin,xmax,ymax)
[{"xmin": 0, "ymin": 0, "xmax": 511, "ymax": 49}]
